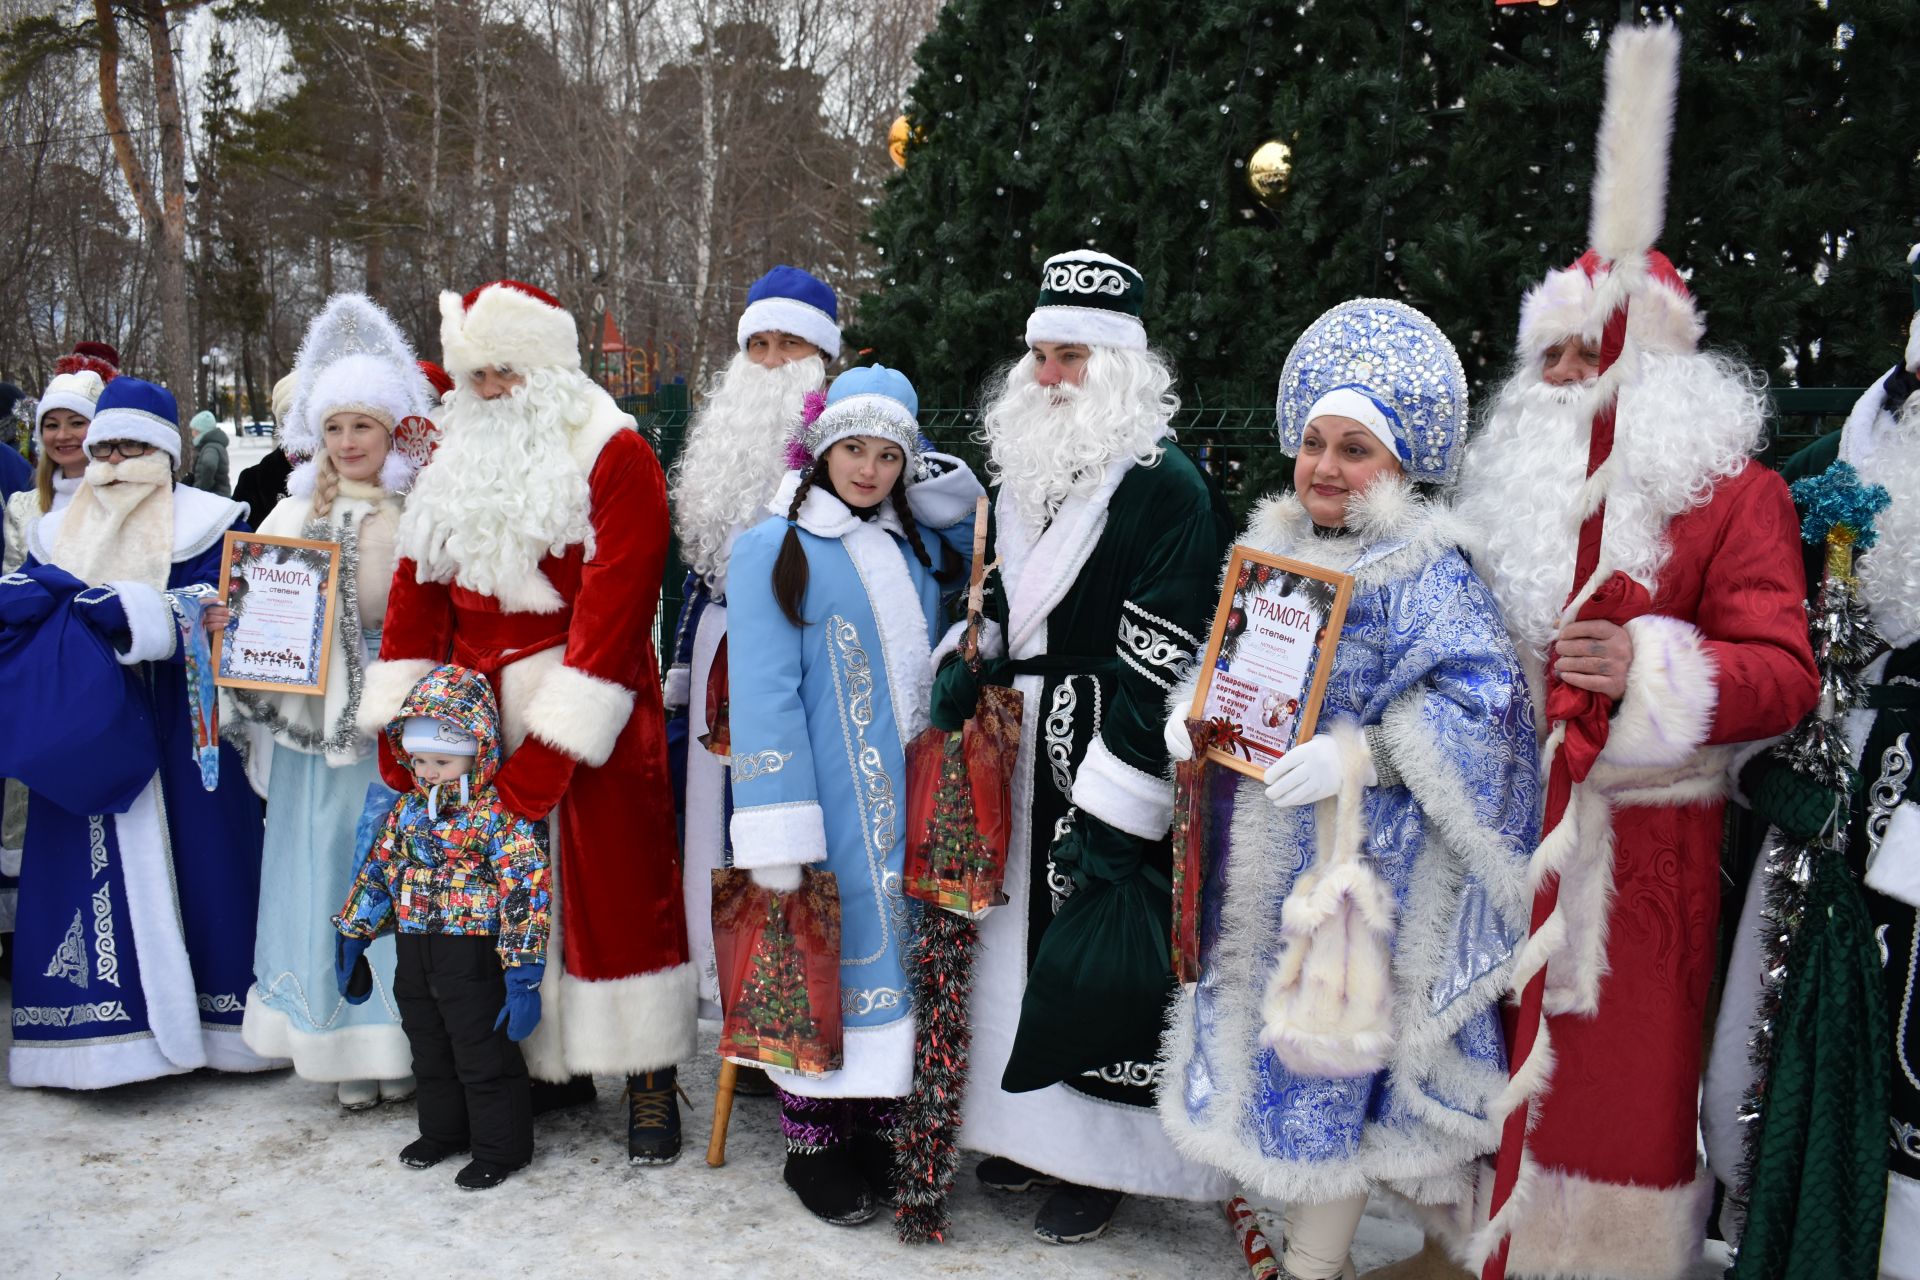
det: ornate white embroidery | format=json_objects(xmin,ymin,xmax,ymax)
[
  {"xmin": 731, "ymin": 749, "xmax": 793, "ymax": 782},
  {"xmin": 91, "ymin": 883, "xmax": 120, "ymax": 988},
  {"xmin": 828, "ymin": 614, "xmax": 898, "ymax": 962},
  {"xmin": 1043, "ymin": 262, "xmax": 1130, "ymax": 298},
  {"xmin": 198, "ymin": 993, "xmax": 245, "ymax": 1014},
  {"xmin": 45, "ymin": 910, "xmax": 87, "ymax": 989},
  {"xmin": 88, "ymin": 816, "xmax": 108, "ymax": 879},
  {"xmin": 1048, "ymin": 809, "xmax": 1079, "ymax": 915},
  {"xmin": 1122, "ymin": 599, "xmax": 1200, "ymax": 648},
  {"xmin": 881, "ymin": 868, "xmax": 911, "ymax": 943},
  {"xmin": 1116, "ymin": 609, "xmax": 1195, "ymax": 693},
  {"xmin": 842, "ymin": 986, "xmax": 906, "ymax": 1017},
  {"xmin": 1080, "ymin": 1059, "xmax": 1166, "ymax": 1088},
  {"xmin": 1869, "ymin": 733, "xmax": 1914, "ymax": 859},
  {"xmin": 1045, "ymin": 681, "xmax": 1079, "ymax": 799},
  {"xmin": 12, "ymin": 1001, "xmax": 130, "ymax": 1028}
]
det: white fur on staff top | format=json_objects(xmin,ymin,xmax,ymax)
[{"xmin": 1581, "ymin": 22, "xmax": 1682, "ymax": 339}]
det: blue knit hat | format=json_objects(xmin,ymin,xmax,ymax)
[
  {"xmin": 86, "ymin": 376, "xmax": 182, "ymax": 464},
  {"xmin": 795, "ymin": 364, "xmax": 929, "ymax": 481},
  {"xmin": 737, "ymin": 266, "xmax": 841, "ymax": 360}
]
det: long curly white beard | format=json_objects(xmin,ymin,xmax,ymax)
[
  {"xmin": 1857, "ymin": 397, "xmax": 1920, "ymax": 648},
  {"xmin": 979, "ymin": 346, "xmax": 1175, "ymax": 528},
  {"xmin": 1456, "ymin": 350, "xmax": 1764, "ymax": 657},
  {"xmin": 398, "ymin": 368, "xmax": 597, "ymax": 614},
  {"xmin": 670, "ymin": 352, "xmax": 821, "ymax": 587},
  {"xmin": 51, "ymin": 453, "xmax": 175, "ymax": 590}
]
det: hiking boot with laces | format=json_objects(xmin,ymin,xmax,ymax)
[{"xmin": 627, "ymin": 1067, "xmax": 685, "ymax": 1165}]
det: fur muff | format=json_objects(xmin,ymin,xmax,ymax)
[{"xmin": 1258, "ymin": 722, "xmax": 1397, "ymax": 1077}]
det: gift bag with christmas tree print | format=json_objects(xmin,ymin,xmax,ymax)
[{"xmin": 712, "ymin": 866, "xmax": 843, "ymax": 1075}]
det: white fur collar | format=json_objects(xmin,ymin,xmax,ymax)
[
  {"xmin": 997, "ymin": 454, "xmax": 1136, "ymax": 661},
  {"xmin": 28, "ymin": 482, "xmax": 246, "ymax": 568},
  {"xmin": 769, "ymin": 469, "xmax": 905, "ymax": 540},
  {"xmin": 569, "ymin": 386, "xmax": 636, "ymax": 474},
  {"xmin": 1244, "ymin": 477, "xmax": 1470, "ymax": 586}
]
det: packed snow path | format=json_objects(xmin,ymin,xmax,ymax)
[{"xmin": 0, "ymin": 996, "xmax": 1434, "ymax": 1277}]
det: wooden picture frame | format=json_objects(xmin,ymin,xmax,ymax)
[
  {"xmin": 212, "ymin": 531, "xmax": 342, "ymax": 696},
  {"xmin": 1186, "ymin": 546, "xmax": 1353, "ymax": 780}
]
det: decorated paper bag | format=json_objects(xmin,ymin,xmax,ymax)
[
  {"xmin": 903, "ymin": 681, "xmax": 1022, "ymax": 917},
  {"xmin": 712, "ymin": 866, "xmax": 843, "ymax": 1076},
  {"xmin": 1171, "ymin": 718, "xmax": 1228, "ymax": 984}
]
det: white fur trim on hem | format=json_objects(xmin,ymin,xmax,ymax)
[
  {"xmin": 199, "ymin": 1025, "xmax": 288, "ymax": 1073},
  {"xmin": 1491, "ymin": 1163, "xmax": 1714, "ymax": 1280},
  {"xmin": 768, "ymin": 1014, "xmax": 914, "ymax": 1099},
  {"xmin": 1071, "ymin": 734, "xmax": 1175, "ymax": 838},
  {"xmin": 729, "ymin": 802, "xmax": 828, "ymax": 869},
  {"xmin": 524, "ymin": 663, "xmax": 634, "ymax": 768},
  {"xmin": 115, "ymin": 776, "xmax": 207, "ymax": 1072},
  {"xmin": 1599, "ymin": 613, "xmax": 1718, "ymax": 769},
  {"xmin": 358, "ymin": 659, "xmax": 435, "ymax": 738},
  {"xmin": 555, "ymin": 963, "xmax": 698, "ymax": 1075},
  {"xmin": 1026, "ymin": 305, "xmax": 1148, "ymax": 352},
  {"xmin": 108, "ymin": 580, "xmax": 176, "ymax": 664},
  {"xmin": 737, "ymin": 296, "xmax": 842, "ymax": 361},
  {"xmin": 240, "ymin": 986, "xmax": 414, "ymax": 1083},
  {"xmin": 7, "ymin": 1036, "xmax": 192, "ymax": 1090}
]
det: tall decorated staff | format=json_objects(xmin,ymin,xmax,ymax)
[
  {"xmin": 1726, "ymin": 462, "xmax": 1891, "ymax": 1279},
  {"xmin": 1474, "ymin": 24, "xmax": 1681, "ymax": 1280}
]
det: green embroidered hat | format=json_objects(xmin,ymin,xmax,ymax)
[{"xmin": 1026, "ymin": 249, "xmax": 1148, "ymax": 351}]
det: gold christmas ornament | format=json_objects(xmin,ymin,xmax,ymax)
[
  {"xmin": 1247, "ymin": 139, "xmax": 1293, "ymax": 207},
  {"xmin": 889, "ymin": 115, "xmax": 912, "ymax": 168}
]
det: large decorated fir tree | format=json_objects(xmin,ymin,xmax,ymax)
[{"xmin": 855, "ymin": 0, "xmax": 1917, "ymax": 407}]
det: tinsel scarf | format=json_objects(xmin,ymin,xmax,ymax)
[
  {"xmin": 1733, "ymin": 462, "xmax": 1892, "ymax": 1279},
  {"xmin": 893, "ymin": 905, "xmax": 976, "ymax": 1243}
]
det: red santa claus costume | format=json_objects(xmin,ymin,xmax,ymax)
[
  {"xmin": 359, "ymin": 280, "xmax": 695, "ymax": 1089},
  {"xmin": 1451, "ymin": 252, "xmax": 1818, "ymax": 1279}
]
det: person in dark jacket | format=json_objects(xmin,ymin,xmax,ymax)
[
  {"xmin": 231, "ymin": 374, "xmax": 297, "ymax": 524},
  {"xmin": 189, "ymin": 409, "xmax": 231, "ymax": 495}
]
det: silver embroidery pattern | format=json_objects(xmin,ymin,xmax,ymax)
[
  {"xmin": 12, "ymin": 1001, "xmax": 130, "ymax": 1028},
  {"xmin": 91, "ymin": 884, "xmax": 120, "ymax": 988},
  {"xmin": 828, "ymin": 615, "xmax": 896, "ymax": 963},
  {"xmin": 731, "ymin": 749, "xmax": 793, "ymax": 782},
  {"xmin": 1045, "ymin": 681, "xmax": 1080, "ymax": 799},
  {"xmin": 1116, "ymin": 601, "xmax": 1198, "ymax": 692},
  {"xmin": 1868, "ymin": 733, "xmax": 1914, "ymax": 859},
  {"xmin": 1048, "ymin": 809, "xmax": 1079, "ymax": 914},
  {"xmin": 1898, "ymin": 908, "xmax": 1918, "ymax": 1094},
  {"xmin": 843, "ymin": 986, "xmax": 906, "ymax": 1017},
  {"xmin": 881, "ymin": 869, "xmax": 911, "ymax": 943},
  {"xmin": 88, "ymin": 816, "xmax": 108, "ymax": 879},
  {"xmin": 198, "ymin": 993, "xmax": 245, "ymax": 1014},
  {"xmin": 1080, "ymin": 1059, "xmax": 1166, "ymax": 1088},
  {"xmin": 45, "ymin": 910, "xmax": 87, "ymax": 989}
]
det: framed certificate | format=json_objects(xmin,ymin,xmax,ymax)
[
  {"xmin": 212, "ymin": 532, "xmax": 342, "ymax": 696},
  {"xmin": 1187, "ymin": 547, "xmax": 1352, "ymax": 780}
]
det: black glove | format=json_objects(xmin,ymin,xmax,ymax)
[{"xmin": 930, "ymin": 656, "xmax": 1008, "ymax": 732}]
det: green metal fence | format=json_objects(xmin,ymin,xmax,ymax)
[{"xmin": 638, "ymin": 382, "xmax": 1860, "ymax": 675}]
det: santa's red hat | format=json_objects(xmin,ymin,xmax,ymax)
[
  {"xmin": 439, "ymin": 280, "xmax": 580, "ymax": 379},
  {"xmin": 417, "ymin": 360, "xmax": 455, "ymax": 399},
  {"xmin": 1518, "ymin": 248, "xmax": 1704, "ymax": 361},
  {"xmin": 52, "ymin": 339, "xmax": 121, "ymax": 383}
]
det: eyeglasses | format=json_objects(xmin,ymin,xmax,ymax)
[{"xmin": 87, "ymin": 440, "xmax": 158, "ymax": 461}]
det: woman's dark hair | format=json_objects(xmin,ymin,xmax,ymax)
[
  {"xmin": 771, "ymin": 455, "xmax": 965, "ymax": 629},
  {"xmin": 772, "ymin": 461, "xmax": 821, "ymax": 628}
]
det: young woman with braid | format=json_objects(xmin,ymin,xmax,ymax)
[
  {"xmin": 216, "ymin": 295, "xmax": 437, "ymax": 1110},
  {"xmin": 723, "ymin": 365, "xmax": 982, "ymax": 1224}
]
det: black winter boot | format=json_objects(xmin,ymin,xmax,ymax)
[
  {"xmin": 454, "ymin": 1157, "xmax": 528, "ymax": 1190},
  {"xmin": 626, "ymin": 1068, "xmax": 684, "ymax": 1165},
  {"xmin": 529, "ymin": 1074, "xmax": 596, "ymax": 1117},
  {"xmin": 783, "ymin": 1144, "xmax": 878, "ymax": 1225},
  {"xmin": 1033, "ymin": 1182, "xmax": 1125, "ymax": 1244},
  {"xmin": 399, "ymin": 1136, "xmax": 468, "ymax": 1170}
]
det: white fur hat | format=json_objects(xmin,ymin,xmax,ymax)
[
  {"xmin": 37, "ymin": 370, "xmax": 106, "ymax": 434},
  {"xmin": 1516, "ymin": 248, "xmax": 1704, "ymax": 362},
  {"xmin": 440, "ymin": 280, "xmax": 580, "ymax": 379},
  {"xmin": 284, "ymin": 293, "xmax": 436, "ymax": 496}
]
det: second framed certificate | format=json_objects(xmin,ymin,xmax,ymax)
[
  {"xmin": 213, "ymin": 532, "xmax": 342, "ymax": 696},
  {"xmin": 1187, "ymin": 547, "xmax": 1353, "ymax": 780}
]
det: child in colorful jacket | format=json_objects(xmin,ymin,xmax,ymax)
[{"xmin": 334, "ymin": 664, "xmax": 549, "ymax": 1191}]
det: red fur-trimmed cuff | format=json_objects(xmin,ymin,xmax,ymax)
[
  {"xmin": 1599, "ymin": 614, "xmax": 1717, "ymax": 770},
  {"xmin": 359, "ymin": 658, "xmax": 435, "ymax": 738},
  {"xmin": 524, "ymin": 663, "xmax": 634, "ymax": 768}
]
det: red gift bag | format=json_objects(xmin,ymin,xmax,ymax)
[
  {"xmin": 712, "ymin": 866, "xmax": 843, "ymax": 1075},
  {"xmin": 698, "ymin": 634, "xmax": 731, "ymax": 758},
  {"xmin": 1171, "ymin": 718, "xmax": 1227, "ymax": 984},
  {"xmin": 902, "ymin": 685, "xmax": 1022, "ymax": 918}
]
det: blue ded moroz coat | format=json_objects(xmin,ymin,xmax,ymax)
[
  {"xmin": 4, "ymin": 487, "xmax": 279, "ymax": 1088},
  {"xmin": 1159, "ymin": 480, "xmax": 1539, "ymax": 1210},
  {"xmin": 724, "ymin": 461, "xmax": 979, "ymax": 1097}
]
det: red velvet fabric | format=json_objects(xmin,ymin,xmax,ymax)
[
  {"xmin": 1527, "ymin": 461, "xmax": 1818, "ymax": 1192},
  {"xmin": 378, "ymin": 428, "xmax": 687, "ymax": 985}
]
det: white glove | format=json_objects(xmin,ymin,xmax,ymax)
[
  {"xmin": 749, "ymin": 864, "xmax": 803, "ymax": 893},
  {"xmin": 1164, "ymin": 711, "xmax": 1195, "ymax": 763},
  {"xmin": 1261, "ymin": 735, "xmax": 1374, "ymax": 808}
]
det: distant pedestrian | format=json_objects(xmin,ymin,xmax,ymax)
[{"xmin": 189, "ymin": 409, "xmax": 231, "ymax": 495}]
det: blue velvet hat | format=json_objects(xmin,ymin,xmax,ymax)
[
  {"xmin": 86, "ymin": 376, "xmax": 182, "ymax": 464},
  {"xmin": 737, "ymin": 266, "xmax": 841, "ymax": 360}
]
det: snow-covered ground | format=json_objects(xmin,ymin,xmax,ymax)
[{"xmin": 0, "ymin": 997, "xmax": 1433, "ymax": 1278}]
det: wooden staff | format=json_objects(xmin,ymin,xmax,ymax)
[{"xmin": 706, "ymin": 1059, "xmax": 739, "ymax": 1167}]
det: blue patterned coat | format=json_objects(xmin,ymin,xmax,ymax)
[{"xmin": 1159, "ymin": 480, "xmax": 1539, "ymax": 1208}]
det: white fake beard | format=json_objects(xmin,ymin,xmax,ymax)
[
  {"xmin": 1857, "ymin": 396, "xmax": 1920, "ymax": 648},
  {"xmin": 978, "ymin": 346, "xmax": 1174, "ymax": 527},
  {"xmin": 670, "ymin": 352, "xmax": 822, "ymax": 585},
  {"xmin": 397, "ymin": 368, "xmax": 596, "ymax": 613},
  {"xmin": 1456, "ymin": 351, "xmax": 1763, "ymax": 654},
  {"xmin": 52, "ymin": 452, "xmax": 175, "ymax": 589}
]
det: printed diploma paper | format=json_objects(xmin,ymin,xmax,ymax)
[{"xmin": 213, "ymin": 533, "xmax": 342, "ymax": 696}]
